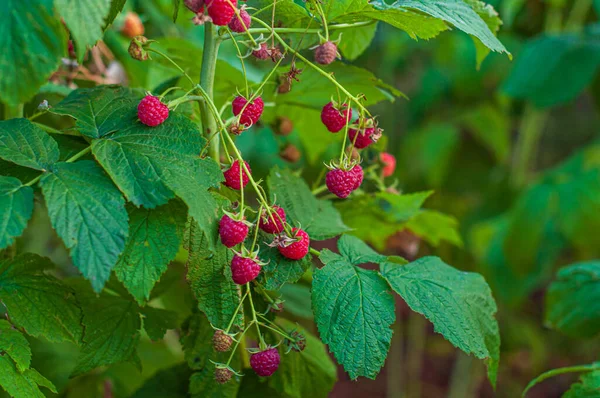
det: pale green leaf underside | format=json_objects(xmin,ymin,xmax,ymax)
[
  {"xmin": 0, "ymin": 119, "xmax": 60, "ymax": 171},
  {"xmin": 0, "ymin": 176, "xmax": 34, "ymax": 250}
]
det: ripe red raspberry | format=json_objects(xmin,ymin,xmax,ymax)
[
  {"xmin": 348, "ymin": 125, "xmax": 381, "ymax": 149},
  {"xmin": 321, "ymin": 102, "xmax": 352, "ymax": 133},
  {"xmin": 219, "ymin": 214, "xmax": 248, "ymax": 247},
  {"xmin": 252, "ymin": 43, "xmax": 270, "ymax": 60},
  {"xmin": 315, "ymin": 41, "xmax": 338, "ymax": 65},
  {"xmin": 250, "ymin": 348, "xmax": 280, "ymax": 377},
  {"xmin": 223, "ymin": 160, "xmax": 251, "ymax": 190},
  {"xmin": 213, "ymin": 330, "xmax": 233, "ymax": 352},
  {"xmin": 138, "ymin": 95, "xmax": 169, "ymax": 126},
  {"xmin": 206, "ymin": 0, "xmax": 237, "ymax": 25},
  {"xmin": 326, "ymin": 168, "xmax": 358, "ymax": 199},
  {"xmin": 259, "ymin": 206, "xmax": 286, "ymax": 234},
  {"xmin": 215, "ymin": 368, "xmax": 233, "ymax": 384},
  {"xmin": 278, "ymin": 228, "xmax": 310, "ymax": 260},
  {"xmin": 228, "ymin": 7, "xmax": 251, "ymax": 32},
  {"xmin": 380, "ymin": 152, "xmax": 396, "ymax": 177},
  {"xmin": 351, "ymin": 164, "xmax": 364, "ymax": 190},
  {"xmin": 232, "ymin": 95, "xmax": 264, "ymax": 127},
  {"xmin": 231, "ymin": 255, "xmax": 262, "ymax": 284}
]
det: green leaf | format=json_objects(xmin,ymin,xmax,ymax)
[
  {"xmin": 56, "ymin": 0, "xmax": 113, "ymax": 62},
  {"xmin": 381, "ymin": 256, "xmax": 500, "ymax": 386},
  {"xmin": 0, "ymin": 356, "xmax": 56, "ymax": 398},
  {"xmin": 405, "ymin": 210, "xmax": 463, "ymax": 247},
  {"xmin": 186, "ymin": 223, "xmax": 243, "ymax": 330},
  {"xmin": 458, "ymin": 105, "xmax": 510, "ymax": 163},
  {"xmin": 51, "ymin": 86, "xmax": 140, "ymax": 139},
  {"xmin": 0, "ymin": 0, "xmax": 66, "ymax": 106},
  {"xmin": 0, "ymin": 320, "xmax": 32, "ymax": 372},
  {"xmin": 190, "ymin": 368, "xmax": 240, "ymax": 398},
  {"xmin": 564, "ymin": 370, "xmax": 600, "ymax": 398},
  {"xmin": 40, "ymin": 161, "xmax": 129, "ymax": 292},
  {"xmin": 545, "ymin": 262, "xmax": 600, "ymax": 338},
  {"xmin": 337, "ymin": 22, "xmax": 379, "ymax": 61},
  {"xmin": 259, "ymin": 232, "xmax": 312, "ymax": 291},
  {"xmin": 268, "ymin": 168, "xmax": 350, "ymax": 240},
  {"xmin": 106, "ymin": 0, "xmax": 127, "ymax": 27},
  {"xmin": 114, "ymin": 201, "xmax": 186, "ymax": 305},
  {"xmin": 142, "ymin": 307, "xmax": 179, "ymax": 341},
  {"xmin": 268, "ymin": 319, "xmax": 337, "ymax": 398},
  {"xmin": 465, "ymin": 0, "xmax": 504, "ymax": 66},
  {"xmin": 0, "ymin": 177, "xmax": 34, "ymax": 250},
  {"xmin": 280, "ymin": 284, "xmax": 313, "ymax": 320},
  {"xmin": 172, "ymin": 0, "xmax": 181, "ymax": 22},
  {"xmin": 523, "ymin": 362, "xmax": 600, "ymax": 398},
  {"xmin": 131, "ymin": 363, "xmax": 192, "ymax": 398},
  {"xmin": 313, "ymin": 238, "xmax": 395, "ymax": 379},
  {"xmin": 0, "ymin": 119, "xmax": 60, "ymax": 170},
  {"xmin": 0, "ymin": 254, "xmax": 83, "ymax": 344}
]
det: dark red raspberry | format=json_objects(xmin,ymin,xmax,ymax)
[
  {"xmin": 252, "ymin": 43, "xmax": 270, "ymax": 60},
  {"xmin": 380, "ymin": 152, "xmax": 396, "ymax": 177},
  {"xmin": 219, "ymin": 214, "xmax": 248, "ymax": 247},
  {"xmin": 278, "ymin": 228, "xmax": 310, "ymax": 260},
  {"xmin": 215, "ymin": 368, "xmax": 233, "ymax": 384},
  {"xmin": 315, "ymin": 41, "xmax": 338, "ymax": 65},
  {"xmin": 223, "ymin": 160, "xmax": 251, "ymax": 190},
  {"xmin": 231, "ymin": 255, "xmax": 262, "ymax": 284},
  {"xmin": 250, "ymin": 348, "xmax": 280, "ymax": 377},
  {"xmin": 321, "ymin": 102, "xmax": 352, "ymax": 133},
  {"xmin": 206, "ymin": 0, "xmax": 237, "ymax": 25},
  {"xmin": 213, "ymin": 330, "xmax": 233, "ymax": 352},
  {"xmin": 259, "ymin": 206, "xmax": 286, "ymax": 234},
  {"xmin": 138, "ymin": 95, "xmax": 169, "ymax": 126},
  {"xmin": 185, "ymin": 0, "xmax": 205, "ymax": 12},
  {"xmin": 228, "ymin": 7, "xmax": 251, "ymax": 32},
  {"xmin": 232, "ymin": 95, "xmax": 264, "ymax": 127},
  {"xmin": 351, "ymin": 164, "xmax": 364, "ymax": 190},
  {"xmin": 326, "ymin": 168, "xmax": 358, "ymax": 199},
  {"xmin": 348, "ymin": 125, "xmax": 381, "ymax": 149}
]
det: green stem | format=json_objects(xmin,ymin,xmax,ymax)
[
  {"xmin": 447, "ymin": 352, "xmax": 475, "ymax": 398},
  {"xmin": 309, "ymin": 248, "xmax": 321, "ymax": 257},
  {"xmin": 225, "ymin": 290, "xmax": 248, "ymax": 334},
  {"xmin": 257, "ymin": 322, "xmax": 293, "ymax": 340},
  {"xmin": 149, "ymin": 49, "xmax": 196, "ymax": 88},
  {"xmin": 4, "ymin": 104, "xmax": 24, "ymax": 119},
  {"xmin": 232, "ymin": 21, "xmax": 375, "ymax": 37},
  {"xmin": 565, "ymin": 0, "xmax": 592, "ymax": 31},
  {"xmin": 311, "ymin": 185, "xmax": 328, "ymax": 195},
  {"xmin": 200, "ymin": 23, "xmax": 221, "ymax": 162},
  {"xmin": 24, "ymin": 146, "xmax": 92, "ymax": 187},
  {"xmin": 511, "ymin": 105, "xmax": 547, "ymax": 187},
  {"xmin": 387, "ymin": 320, "xmax": 404, "ymax": 398},
  {"xmin": 225, "ymin": 322, "xmax": 252, "ymax": 367},
  {"xmin": 33, "ymin": 122, "xmax": 79, "ymax": 136},
  {"xmin": 523, "ymin": 363, "xmax": 600, "ymax": 397},
  {"xmin": 406, "ymin": 313, "xmax": 426, "ymax": 398},
  {"xmin": 246, "ymin": 284, "xmax": 265, "ymax": 348}
]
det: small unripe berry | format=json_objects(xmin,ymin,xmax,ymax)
[
  {"xmin": 121, "ymin": 12, "xmax": 145, "ymax": 38},
  {"xmin": 213, "ymin": 330, "xmax": 233, "ymax": 352},
  {"xmin": 315, "ymin": 41, "xmax": 338, "ymax": 65},
  {"xmin": 228, "ymin": 7, "xmax": 251, "ymax": 32},
  {"xmin": 215, "ymin": 368, "xmax": 233, "ymax": 384}
]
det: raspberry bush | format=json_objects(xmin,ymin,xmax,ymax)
[{"xmin": 0, "ymin": 0, "xmax": 534, "ymax": 396}]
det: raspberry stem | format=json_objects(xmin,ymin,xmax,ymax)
[
  {"xmin": 200, "ymin": 23, "xmax": 221, "ymax": 162},
  {"xmin": 225, "ymin": 289, "xmax": 249, "ymax": 334},
  {"xmin": 246, "ymin": 284, "xmax": 266, "ymax": 349}
]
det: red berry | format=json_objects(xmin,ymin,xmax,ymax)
[
  {"xmin": 215, "ymin": 368, "xmax": 233, "ymax": 384},
  {"xmin": 213, "ymin": 330, "xmax": 233, "ymax": 352},
  {"xmin": 250, "ymin": 348, "xmax": 280, "ymax": 377},
  {"xmin": 351, "ymin": 164, "xmax": 364, "ymax": 190},
  {"xmin": 348, "ymin": 125, "xmax": 380, "ymax": 149},
  {"xmin": 185, "ymin": 0, "xmax": 205, "ymax": 12},
  {"xmin": 259, "ymin": 206, "xmax": 286, "ymax": 234},
  {"xmin": 223, "ymin": 160, "xmax": 251, "ymax": 190},
  {"xmin": 380, "ymin": 152, "xmax": 396, "ymax": 177},
  {"xmin": 231, "ymin": 255, "xmax": 262, "ymax": 285},
  {"xmin": 232, "ymin": 95, "xmax": 264, "ymax": 127},
  {"xmin": 321, "ymin": 102, "xmax": 352, "ymax": 133},
  {"xmin": 137, "ymin": 95, "xmax": 169, "ymax": 127},
  {"xmin": 206, "ymin": 0, "xmax": 237, "ymax": 25},
  {"xmin": 278, "ymin": 228, "xmax": 310, "ymax": 260},
  {"xmin": 326, "ymin": 168, "xmax": 358, "ymax": 199},
  {"xmin": 228, "ymin": 7, "xmax": 251, "ymax": 32},
  {"xmin": 252, "ymin": 43, "xmax": 270, "ymax": 60},
  {"xmin": 219, "ymin": 214, "xmax": 248, "ymax": 247},
  {"xmin": 315, "ymin": 41, "xmax": 338, "ymax": 65}
]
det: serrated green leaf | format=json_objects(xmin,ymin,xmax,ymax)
[
  {"xmin": 268, "ymin": 168, "xmax": 350, "ymax": 240},
  {"xmin": 131, "ymin": 363, "xmax": 192, "ymax": 398},
  {"xmin": 564, "ymin": 370, "xmax": 600, "ymax": 398},
  {"xmin": 465, "ymin": 0, "xmax": 504, "ymax": 66},
  {"xmin": 337, "ymin": 22, "xmax": 379, "ymax": 61},
  {"xmin": 0, "ymin": 320, "xmax": 32, "ymax": 372},
  {"xmin": 405, "ymin": 209, "xmax": 463, "ymax": 247},
  {"xmin": 313, "ymin": 245, "xmax": 395, "ymax": 379},
  {"xmin": 0, "ymin": 356, "xmax": 56, "ymax": 398},
  {"xmin": 56, "ymin": 0, "xmax": 112, "ymax": 62},
  {"xmin": 142, "ymin": 307, "xmax": 179, "ymax": 341},
  {"xmin": 51, "ymin": 85, "xmax": 140, "ymax": 139},
  {"xmin": 0, "ymin": 0, "xmax": 66, "ymax": 106},
  {"xmin": 173, "ymin": 0, "xmax": 181, "ymax": 22},
  {"xmin": 0, "ymin": 254, "xmax": 83, "ymax": 344},
  {"xmin": 259, "ymin": 232, "xmax": 312, "ymax": 291},
  {"xmin": 186, "ymin": 224, "xmax": 243, "ymax": 330},
  {"xmin": 0, "ymin": 177, "xmax": 33, "ymax": 250},
  {"xmin": 106, "ymin": 0, "xmax": 127, "ymax": 27},
  {"xmin": 40, "ymin": 161, "xmax": 129, "ymax": 292},
  {"xmin": 115, "ymin": 201, "xmax": 186, "ymax": 305},
  {"xmin": 545, "ymin": 262, "xmax": 600, "ymax": 338},
  {"xmin": 381, "ymin": 256, "xmax": 500, "ymax": 386},
  {"xmin": 0, "ymin": 119, "xmax": 60, "ymax": 170}
]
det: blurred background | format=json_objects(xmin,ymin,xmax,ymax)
[{"xmin": 7, "ymin": 0, "xmax": 600, "ymax": 397}]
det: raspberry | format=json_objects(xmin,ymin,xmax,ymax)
[
  {"xmin": 252, "ymin": 43, "xmax": 270, "ymax": 60},
  {"xmin": 278, "ymin": 228, "xmax": 310, "ymax": 260},
  {"xmin": 206, "ymin": 0, "xmax": 237, "ymax": 26},
  {"xmin": 280, "ymin": 144, "xmax": 301, "ymax": 163},
  {"xmin": 326, "ymin": 168, "xmax": 358, "ymax": 199},
  {"xmin": 232, "ymin": 95, "xmax": 264, "ymax": 127},
  {"xmin": 259, "ymin": 206, "xmax": 286, "ymax": 234},
  {"xmin": 219, "ymin": 214, "xmax": 248, "ymax": 248},
  {"xmin": 213, "ymin": 330, "xmax": 233, "ymax": 352},
  {"xmin": 351, "ymin": 164, "xmax": 364, "ymax": 190},
  {"xmin": 121, "ymin": 12, "xmax": 144, "ymax": 38},
  {"xmin": 315, "ymin": 41, "xmax": 338, "ymax": 65},
  {"xmin": 185, "ymin": 0, "xmax": 205, "ymax": 12},
  {"xmin": 380, "ymin": 152, "xmax": 396, "ymax": 177},
  {"xmin": 250, "ymin": 348, "xmax": 280, "ymax": 377},
  {"xmin": 138, "ymin": 95, "xmax": 169, "ymax": 126},
  {"xmin": 215, "ymin": 368, "xmax": 233, "ymax": 384},
  {"xmin": 348, "ymin": 125, "xmax": 381, "ymax": 149},
  {"xmin": 228, "ymin": 7, "xmax": 251, "ymax": 32},
  {"xmin": 275, "ymin": 117, "xmax": 293, "ymax": 136},
  {"xmin": 321, "ymin": 102, "xmax": 352, "ymax": 133},
  {"xmin": 128, "ymin": 35, "xmax": 150, "ymax": 61},
  {"xmin": 231, "ymin": 255, "xmax": 262, "ymax": 285},
  {"xmin": 223, "ymin": 160, "xmax": 251, "ymax": 190},
  {"xmin": 286, "ymin": 331, "xmax": 306, "ymax": 352}
]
